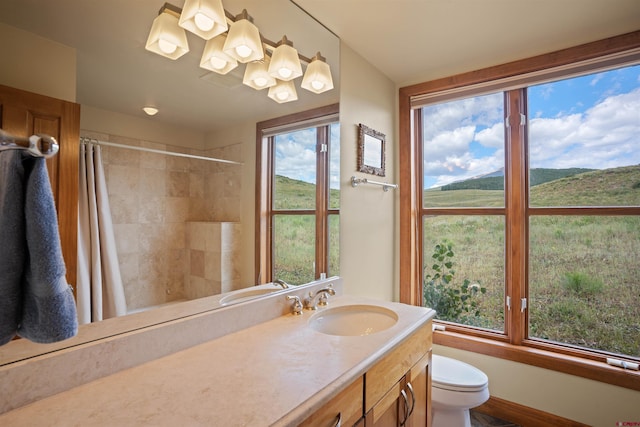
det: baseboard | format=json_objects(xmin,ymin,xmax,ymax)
[{"xmin": 473, "ymin": 396, "xmax": 591, "ymax": 427}]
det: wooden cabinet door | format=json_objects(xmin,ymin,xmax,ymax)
[
  {"xmin": 406, "ymin": 351, "xmax": 431, "ymax": 427},
  {"xmin": 0, "ymin": 84, "xmax": 80, "ymax": 290},
  {"xmin": 365, "ymin": 376, "xmax": 405, "ymax": 426},
  {"xmin": 299, "ymin": 376, "xmax": 364, "ymax": 427}
]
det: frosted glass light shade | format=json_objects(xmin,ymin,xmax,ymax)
[
  {"xmin": 179, "ymin": 0, "xmax": 228, "ymax": 40},
  {"xmin": 145, "ymin": 11, "xmax": 189, "ymax": 60},
  {"xmin": 223, "ymin": 12, "xmax": 264, "ymax": 63},
  {"xmin": 268, "ymin": 37, "xmax": 303, "ymax": 81},
  {"xmin": 268, "ymin": 80, "xmax": 298, "ymax": 103},
  {"xmin": 301, "ymin": 54, "xmax": 334, "ymax": 94},
  {"xmin": 142, "ymin": 106, "xmax": 159, "ymax": 116},
  {"xmin": 200, "ymin": 35, "xmax": 238, "ymax": 74},
  {"xmin": 243, "ymin": 59, "xmax": 276, "ymax": 90}
]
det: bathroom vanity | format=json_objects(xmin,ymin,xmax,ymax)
[
  {"xmin": 301, "ymin": 318, "xmax": 432, "ymax": 427},
  {"xmin": 0, "ymin": 279, "xmax": 434, "ymax": 426}
]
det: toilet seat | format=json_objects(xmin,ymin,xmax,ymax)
[{"xmin": 432, "ymin": 354, "xmax": 489, "ymax": 392}]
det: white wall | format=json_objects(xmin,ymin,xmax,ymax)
[
  {"xmin": 0, "ymin": 23, "xmax": 76, "ymax": 102},
  {"xmin": 339, "ymin": 43, "xmax": 398, "ymax": 302}
]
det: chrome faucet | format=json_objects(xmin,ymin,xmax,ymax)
[
  {"xmin": 273, "ymin": 279, "xmax": 290, "ymax": 289},
  {"xmin": 303, "ymin": 285, "xmax": 336, "ymax": 310},
  {"xmin": 286, "ymin": 295, "xmax": 303, "ymax": 315}
]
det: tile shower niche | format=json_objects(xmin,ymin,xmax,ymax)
[{"xmin": 187, "ymin": 222, "xmax": 241, "ymax": 299}]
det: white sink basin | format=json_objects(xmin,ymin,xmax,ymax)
[
  {"xmin": 219, "ymin": 287, "xmax": 281, "ymax": 306},
  {"xmin": 308, "ymin": 304, "xmax": 398, "ymax": 336}
]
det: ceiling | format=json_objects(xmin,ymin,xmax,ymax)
[
  {"xmin": 1, "ymin": 1, "xmax": 639, "ymax": 133},
  {"xmin": 296, "ymin": 0, "xmax": 640, "ymax": 86}
]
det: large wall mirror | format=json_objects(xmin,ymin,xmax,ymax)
[{"xmin": 0, "ymin": 0, "xmax": 339, "ymax": 365}]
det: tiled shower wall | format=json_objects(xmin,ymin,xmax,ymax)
[{"xmin": 81, "ymin": 131, "xmax": 242, "ymax": 312}]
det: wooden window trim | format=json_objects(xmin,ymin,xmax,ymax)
[
  {"xmin": 434, "ymin": 331, "xmax": 640, "ymax": 391},
  {"xmin": 399, "ymin": 30, "xmax": 640, "ymax": 391},
  {"xmin": 255, "ymin": 104, "xmax": 339, "ymax": 284}
]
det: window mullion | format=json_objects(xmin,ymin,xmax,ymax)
[
  {"xmin": 504, "ymin": 89, "xmax": 528, "ymax": 345},
  {"xmin": 315, "ymin": 125, "xmax": 329, "ymax": 278}
]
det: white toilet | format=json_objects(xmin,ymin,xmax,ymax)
[{"xmin": 431, "ymin": 354, "xmax": 490, "ymax": 427}]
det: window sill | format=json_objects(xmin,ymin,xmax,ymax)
[{"xmin": 434, "ymin": 330, "xmax": 640, "ymax": 392}]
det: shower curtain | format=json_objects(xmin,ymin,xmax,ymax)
[{"xmin": 77, "ymin": 143, "xmax": 127, "ymax": 324}]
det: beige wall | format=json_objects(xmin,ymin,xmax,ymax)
[
  {"xmin": 435, "ymin": 345, "xmax": 640, "ymax": 426},
  {"xmin": 0, "ymin": 23, "xmax": 76, "ymax": 102},
  {"xmin": 339, "ymin": 43, "xmax": 398, "ymax": 302},
  {"xmin": 80, "ymin": 106, "xmax": 206, "ymax": 150}
]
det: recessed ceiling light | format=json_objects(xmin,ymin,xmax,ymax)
[{"xmin": 143, "ymin": 106, "xmax": 159, "ymax": 116}]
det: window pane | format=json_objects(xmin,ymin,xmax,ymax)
[
  {"xmin": 423, "ymin": 215, "xmax": 505, "ymax": 331},
  {"xmin": 329, "ymin": 122, "xmax": 341, "ymax": 209},
  {"xmin": 529, "ymin": 216, "xmax": 640, "ymax": 357},
  {"xmin": 528, "ymin": 64, "xmax": 640, "ymax": 207},
  {"xmin": 328, "ymin": 214, "xmax": 340, "ymax": 277},
  {"xmin": 273, "ymin": 215, "xmax": 315, "ymax": 285},
  {"xmin": 422, "ymin": 92, "xmax": 505, "ymax": 208},
  {"xmin": 274, "ymin": 128, "xmax": 317, "ymax": 210}
]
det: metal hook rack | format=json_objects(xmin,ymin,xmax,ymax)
[{"xmin": 0, "ymin": 129, "xmax": 59, "ymax": 159}]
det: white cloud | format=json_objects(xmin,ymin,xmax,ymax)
[
  {"xmin": 275, "ymin": 131, "xmax": 317, "ymax": 183},
  {"xmin": 422, "ymin": 94, "xmax": 505, "ymax": 187},
  {"xmin": 530, "ymin": 88, "xmax": 640, "ymax": 169},
  {"xmin": 475, "ymin": 122, "xmax": 503, "ymax": 148},
  {"xmin": 423, "ymin": 86, "xmax": 639, "ymax": 187}
]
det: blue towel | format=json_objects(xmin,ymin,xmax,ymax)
[{"xmin": 0, "ymin": 149, "xmax": 78, "ymax": 345}]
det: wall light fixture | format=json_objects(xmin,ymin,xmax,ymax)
[{"xmin": 144, "ymin": 2, "xmax": 333, "ymax": 103}]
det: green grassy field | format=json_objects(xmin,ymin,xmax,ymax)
[
  {"xmin": 274, "ymin": 165, "xmax": 640, "ymax": 357},
  {"xmin": 273, "ymin": 176, "xmax": 340, "ymax": 285},
  {"xmin": 423, "ymin": 164, "xmax": 640, "ymax": 357}
]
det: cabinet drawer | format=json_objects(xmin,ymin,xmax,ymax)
[
  {"xmin": 299, "ymin": 376, "xmax": 364, "ymax": 427},
  {"xmin": 365, "ymin": 320, "xmax": 432, "ymax": 412}
]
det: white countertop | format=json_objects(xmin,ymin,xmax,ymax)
[{"xmin": 0, "ymin": 295, "xmax": 434, "ymax": 426}]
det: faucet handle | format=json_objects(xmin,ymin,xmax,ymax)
[
  {"xmin": 303, "ymin": 291, "xmax": 317, "ymax": 310},
  {"xmin": 318, "ymin": 292, "xmax": 330, "ymax": 307},
  {"xmin": 286, "ymin": 295, "xmax": 303, "ymax": 315}
]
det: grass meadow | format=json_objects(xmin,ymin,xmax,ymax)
[
  {"xmin": 274, "ymin": 165, "xmax": 640, "ymax": 357},
  {"xmin": 424, "ymin": 165, "xmax": 640, "ymax": 357}
]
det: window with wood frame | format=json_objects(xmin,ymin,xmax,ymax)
[
  {"xmin": 399, "ymin": 31, "xmax": 640, "ymax": 391},
  {"xmin": 256, "ymin": 104, "xmax": 339, "ymax": 285}
]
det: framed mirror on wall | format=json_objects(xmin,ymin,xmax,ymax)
[
  {"xmin": 0, "ymin": 0, "xmax": 339, "ymax": 365},
  {"xmin": 357, "ymin": 123, "xmax": 385, "ymax": 176}
]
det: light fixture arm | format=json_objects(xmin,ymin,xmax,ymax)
[{"xmin": 158, "ymin": 2, "xmax": 182, "ymax": 18}]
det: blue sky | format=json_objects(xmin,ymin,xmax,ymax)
[
  {"xmin": 274, "ymin": 123, "xmax": 341, "ymax": 189},
  {"xmin": 422, "ymin": 64, "xmax": 640, "ymax": 188}
]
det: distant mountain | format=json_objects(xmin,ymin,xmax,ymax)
[{"xmin": 440, "ymin": 168, "xmax": 596, "ymax": 191}]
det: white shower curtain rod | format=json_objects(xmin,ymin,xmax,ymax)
[{"xmin": 80, "ymin": 137, "xmax": 243, "ymax": 165}]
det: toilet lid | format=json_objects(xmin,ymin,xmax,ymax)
[{"xmin": 432, "ymin": 354, "xmax": 489, "ymax": 392}]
